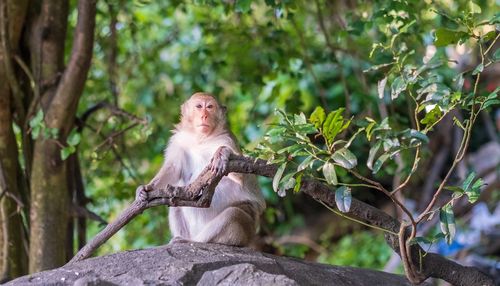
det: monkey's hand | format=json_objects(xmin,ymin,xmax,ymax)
[
  {"xmin": 135, "ymin": 184, "xmax": 153, "ymax": 202},
  {"xmin": 209, "ymin": 146, "xmax": 231, "ymax": 177}
]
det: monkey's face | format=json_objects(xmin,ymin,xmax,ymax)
[{"xmin": 189, "ymin": 96, "xmax": 220, "ymax": 135}]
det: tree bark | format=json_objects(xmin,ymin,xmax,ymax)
[
  {"xmin": 0, "ymin": 0, "xmax": 29, "ymax": 280},
  {"xmin": 28, "ymin": 0, "xmax": 96, "ymax": 272}
]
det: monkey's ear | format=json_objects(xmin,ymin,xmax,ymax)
[
  {"xmin": 181, "ymin": 101, "xmax": 189, "ymax": 118},
  {"xmin": 221, "ymin": 105, "xmax": 227, "ymax": 114}
]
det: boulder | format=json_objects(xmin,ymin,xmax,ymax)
[{"xmin": 7, "ymin": 242, "xmax": 414, "ymax": 285}]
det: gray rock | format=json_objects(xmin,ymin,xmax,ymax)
[{"xmin": 6, "ymin": 242, "xmax": 415, "ymax": 286}]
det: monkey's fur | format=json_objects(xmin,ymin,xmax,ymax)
[{"xmin": 143, "ymin": 93, "xmax": 265, "ymax": 246}]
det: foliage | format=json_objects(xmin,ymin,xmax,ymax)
[
  {"xmin": 68, "ymin": 0, "xmax": 499, "ymax": 275},
  {"xmin": 318, "ymin": 231, "xmax": 393, "ymax": 270}
]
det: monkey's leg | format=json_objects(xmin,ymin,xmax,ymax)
[
  {"xmin": 168, "ymin": 207, "xmax": 191, "ymax": 243},
  {"xmin": 193, "ymin": 203, "xmax": 257, "ymax": 246}
]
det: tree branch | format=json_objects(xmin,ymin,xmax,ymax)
[
  {"xmin": 46, "ymin": 0, "xmax": 96, "ymax": 132},
  {"xmin": 68, "ymin": 153, "xmax": 494, "ymax": 286}
]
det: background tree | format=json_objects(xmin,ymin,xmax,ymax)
[{"xmin": 0, "ymin": 0, "xmax": 96, "ymax": 276}]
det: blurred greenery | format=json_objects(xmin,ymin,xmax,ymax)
[{"xmin": 72, "ymin": 0, "xmax": 499, "ymax": 271}]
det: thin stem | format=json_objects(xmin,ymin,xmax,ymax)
[{"xmin": 319, "ymin": 201, "xmax": 398, "ymax": 236}]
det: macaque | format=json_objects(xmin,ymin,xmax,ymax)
[{"xmin": 138, "ymin": 92, "xmax": 265, "ymax": 246}]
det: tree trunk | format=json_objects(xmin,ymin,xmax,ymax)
[
  {"xmin": 27, "ymin": 0, "xmax": 96, "ymax": 272},
  {"xmin": 0, "ymin": 0, "xmax": 29, "ymax": 280}
]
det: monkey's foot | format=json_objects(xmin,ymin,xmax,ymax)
[
  {"xmin": 169, "ymin": 236, "xmax": 191, "ymax": 244},
  {"xmin": 135, "ymin": 185, "xmax": 149, "ymax": 202}
]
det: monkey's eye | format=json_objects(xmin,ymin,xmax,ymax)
[
  {"xmin": 196, "ymin": 104, "xmax": 202, "ymax": 109},
  {"xmin": 207, "ymin": 104, "xmax": 214, "ymax": 109}
]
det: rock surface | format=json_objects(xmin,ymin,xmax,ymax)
[{"xmin": 7, "ymin": 242, "xmax": 414, "ymax": 285}]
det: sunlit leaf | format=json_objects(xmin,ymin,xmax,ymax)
[
  {"xmin": 461, "ymin": 172, "xmax": 476, "ymax": 191},
  {"xmin": 390, "ymin": 76, "xmax": 407, "ymax": 100},
  {"xmin": 421, "ymin": 105, "xmax": 442, "ymax": 126},
  {"xmin": 372, "ymin": 153, "xmax": 390, "ymax": 174},
  {"xmin": 272, "ymin": 162, "xmax": 287, "ymax": 192},
  {"xmin": 297, "ymin": 156, "xmax": 315, "ymax": 171},
  {"xmin": 468, "ymin": 2, "xmax": 481, "ymax": 14},
  {"xmin": 294, "ymin": 113, "xmax": 307, "ymax": 125},
  {"xmin": 378, "ymin": 77, "xmax": 387, "ymax": 99},
  {"xmin": 367, "ymin": 141, "xmax": 381, "ymax": 170},
  {"xmin": 309, "ymin": 106, "xmax": 326, "ymax": 129},
  {"xmin": 335, "ymin": 186, "xmax": 352, "ymax": 213},
  {"xmin": 322, "ymin": 162, "xmax": 338, "ymax": 185},
  {"xmin": 323, "ymin": 108, "xmax": 349, "ymax": 145},
  {"xmin": 332, "ymin": 148, "xmax": 357, "ymax": 169},
  {"xmin": 439, "ymin": 204, "xmax": 456, "ymax": 245}
]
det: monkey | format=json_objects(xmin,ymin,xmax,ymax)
[{"xmin": 137, "ymin": 92, "xmax": 265, "ymax": 246}]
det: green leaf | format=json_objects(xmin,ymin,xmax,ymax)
[
  {"xmin": 294, "ymin": 113, "xmax": 307, "ymax": 125},
  {"xmin": 372, "ymin": 153, "xmax": 390, "ymax": 174},
  {"xmin": 323, "ymin": 108, "xmax": 349, "ymax": 145},
  {"xmin": 277, "ymin": 144, "xmax": 303, "ymax": 155},
  {"xmin": 482, "ymin": 99, "xmax": 500, "ymax": 110},
  {"xmin": 295, "ymin": 123, "xmax": 317, "ymax": 134},
  {"xmin": 309, "ymin": 106, "xmax": 326, "ymax": 129},
  {"xmin": 493, "ymin": 48, "xmax": 500, "ymax": 62},
  {"xmin": 235, "ymin": 0, "xmax": 252, "ymax": 13},
  {"xmin": 67, "ymin": 131, "xmax": 81, "ymax": 146},
  {"xmin": 468, "ymin": 2, "xmax": 481, "ymax": 14},
  {"xmin": 273, "ymin": 162, "xmax": 287, "ymax": 192},
  {"xmin": 421, "ymin": 105, "xmax": 442, "ymax": 126},
  {"xmin": 489, "ymin": 12, "xmax": 500, "ymax": 24},
  {"xmin": 29, "ymin": 109, "xmax": 44, "ymax": 128},
  {"xmin": 467, "ymin": 178, "xmax": 483, "ymax": 203},
  {"xmin": 322, "ymin": 162, "xmax": 338, "ymax": 185},
  {"xmin": 297, "ymin": 156, "xmax": 315, "ymax": 172},
  {"xmin": 294, "ymin": 173, "xmax": 303, "ymax": 193},
  {"xmin": 61, "ymin": 145, "xmax": 76, "ymax": 160},
  {"xmin": 282, "ymin": 173, "xmax": 296, "ymax": 190},
  {"xmin": 365, "ymin": 119, "xmax": 376, "ymax": 141},
  {"xmin": 367, "ymin": 141, "xmax": 382, "ymax": 170},
  {"xmin": 434, "ymin": 28, "xmax": 468, "ymax": 47},
  {"xmin": 390, "ymin": 76, "xmax": 407, "ymax": 100},
  {"xmin": 404, "ymin": 129, "xmax": 429, "ymax": 144},
  {"xmin": 439, "ymin": 204, "xmax": 456, "ymax": 245},
  {"xmin": 472, "ymin": 63, "xmax": 484, "ymax": 75},
  {"xmin": 461, "ymin": 172, "xmax": 476, "ymax": 191},
  {"xmin": 444, "ymin": 186, "xmax": 465, "ymax": 193},
  {"xmin": 31, "ymin": 126, "xmax": 41, "ymax": 140},
  {"xmin": 332, "ymin": 148, "xmax": 357, "ymax": 169},
  {"xmin": 453, "ymin": 73, "xmax": 465, "ymax": 91},
  {"xmin": 335, "ymin": 186, "xmax": 352, "ymax": 213}
]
